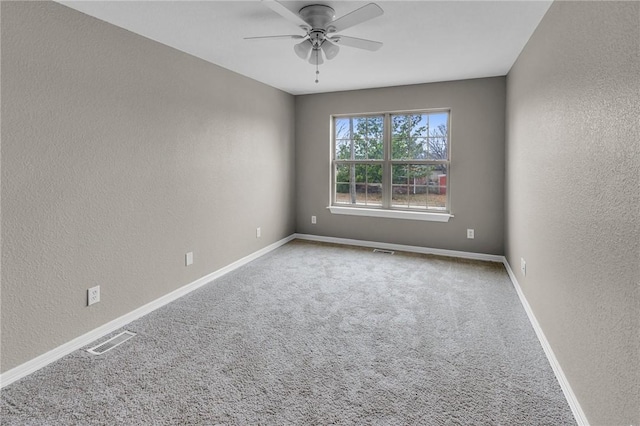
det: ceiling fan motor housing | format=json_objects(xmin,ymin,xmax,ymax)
[{"xmin": 299, "ymin": 4, "xmax": 335, "ymax": 30}]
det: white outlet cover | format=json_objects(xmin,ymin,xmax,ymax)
[
  {"xmin": 88, "ymin": 285, "xmax": 100, "ymax": 306},
  {"xmin": 311, "ymin": 216, "xmax": 317, "ymax": 224},
  {"xmin": 467, "ymin": 229, "xmax": 474, "ymax": 239},
  {"xmin": 521, "ymin": 258, "xmax": 526, "ymax": 276},
  {"xmin": 256, "ymin": 227, "xmax": 261, "ymax": 238},
  {"xmin": 185, "ymin": 252, "xmax": 193, "ymax": 266}
]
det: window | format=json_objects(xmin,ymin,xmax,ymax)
[{"xmin": 332, "ymin": 110, "xmax": 450, "ymax": 219}]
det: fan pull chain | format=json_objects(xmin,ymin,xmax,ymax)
[{"xmin": 315, "ymin": 49, "xmax": 319, "ymax": 84}]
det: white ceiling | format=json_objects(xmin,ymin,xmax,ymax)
[{"xmin": 59, "ymin": 1, "xmax": 552, "ymax": 95}]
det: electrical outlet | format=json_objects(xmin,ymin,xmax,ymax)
[
  {"xmin": 185, "ymin": 252, "xmax": 193, "ymax": 266},
  {"xmin": 256, "ymin": 227, "xmax": 261, "ymax": 238},
  {"xmin": 311, "ymin": 215, "xmax": 317, "ymax": 224},
  {"xmin": 467, "ymin": 229, "xmax": 475, "ymax": 239},
  {"xmin": 87, "ymin": 286, "xmax": 100, "ymax": 306},
  {"xmin": 521, "ymin": 258, "xmax": 526, "ymax": 277}
]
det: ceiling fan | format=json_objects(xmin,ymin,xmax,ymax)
[{"xmin": 245, "ymin": 1, "xmax": 384, "ymax": 83}]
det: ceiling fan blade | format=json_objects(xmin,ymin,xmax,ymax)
[
  {"xmin": 244, "ymin": 35, "xmax": 305, "ymax": 40},
  {"xmin": 261, "ymin": 0, "xmax": 310, "ymax": 30},
  {"xmin": 330, "ymin": 35, "xmax": 383, "ymax": 51},
  {"xmin": 326, "ymin": 3, "xmax": 383, "ymax": 33}
]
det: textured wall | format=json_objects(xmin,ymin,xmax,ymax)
[
  {"xmin": 295, "ymin": 78, "xmax": 506, "ymax": 254},
  {"xmin": 1, "ymin": 2, "xmax": 295, "ymax": 372},
  {"xmin": 505, "ymin": 2, "xmax": 640, "ymax": 424}
]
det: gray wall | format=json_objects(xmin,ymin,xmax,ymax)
[
  {"xmin": 295, "ymin": 78, "xmax": 505, "ymax": 254},
  {"xmin": 505, "ymin": 2, "xmax": 639, "ymax": 425},
  {"xmin": 4, "ymin": 2, "xmax": 639, "ymax": 424},
  {"xmin": 1, "ymin": 2, "xmax": 295, "ymax": 372}
]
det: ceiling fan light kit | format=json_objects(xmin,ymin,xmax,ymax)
[
  {"xmin": 294, "ymin": 39, "xmax": 313, "ymax": 60},
  {"xmin": 245, "ymin": 1, "xmax": 384, "ymax": 83},
  {"xmin": 321, "ymin": 39, "xmax": 340, "ymax": 60}
]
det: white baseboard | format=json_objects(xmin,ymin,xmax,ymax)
[
  {"xmin": 502, "ymin": 260, "xmax": 589, "ymax": 426},
  {"xmin": 0, "ymin": 234, "xmax": 295, "ymax": 389},
  {"xmin": 294, "ymin": 233, "xmax": 504, "ymax": 262}
]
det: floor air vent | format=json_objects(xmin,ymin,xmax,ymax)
[
  {"xmin": 87, "ymin": 331, "xmax": 136, "ymax": 355},
  {"xmin": 373, "ymin": 249, "xmax": 395, "ymax": 255}
]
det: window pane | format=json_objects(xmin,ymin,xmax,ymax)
[
  {"xmin": 406, "ymin": 114, "xmax": 424, "ymax": 137},
  {"xmin": 427, "ymin": 165, "xmax": 447, "ymax": 210},
  {"xmin": 391, "ymin": 115, "xmax": 408, "ymax": 159},
  {"xmin": 392, "ymin": 116, "xmax": 425, "ymax": 160},
  {"xmin": 355, "ymin": 118, "xmax": 373, "ymax": 141},
  {"xmin": 392, "ymin": 165, "xmax": 408, "ymax": 185},
  {"xmin": 392, "ymin": 112, "xmax": 449, "ymax": 160},
  {"xmin": 335, "ymin": 116, "xmax": 384, "ymax": 161},
  {"xmin": 360, "ymin": 117, "xmax": 383, "ymax": 159},
  {"xmin": 393, "ymin": 137, "xmax": 428, "ymax": 160},
  {"xmin": 408, "ymin": 186, "xmax": 428, "ymax": 209},
  {"xmin": 335, "ymin": 164, "xmax": 383, "ymax": 206},
  {"xmin": 335, "ymin": 164, "xmax": 353, "ymax": 204},
  {"xmin": 412, "ymin": 114, "xmax": 429, "ymax": 137},
  {"xmin": 427, "ymin": 113, "xmax": 448, "ymax": 160},
  {"xmin": 429, "ymin": 112, "xmax": 448, "ymax": 131},
  {"xmin": 354, "ymin": 164, "xmax": 367, "ymax": 204},
  {"xmin": 408, "ymin": 164, "xmax": 431, "ymax": 185},
  {"xmin": 353, "ymin": 117, "xmax": 368, "ymax": 134},
  {"xmin": 392, "ymin": 163, "xmax": 407, "ymax": 207},
  {"xmin": 392, "ymin": 185, "xmax": 409, "ymax": 207},
  {"xmin": 391, "ymin": 164, "xmax": 447, "ymax": 210},
  {"xmin": 336, "ymin": 139, "xmax": 351, "ymax": 160},
  {"xmin": 355, "ymin": 183, "xmax": 367, "ymax": 205},
  {"xmin": 353, "ymin": 135, "xmax": 367, "ymax": 160},
  {"xmin": 392, "ymin": 135, "xmax": 408, "ymax": 159},
  {"xmin": 335, "ymin": 118, "xmax": 351, "ymax": 140},
  {"xmin": 406, "ymin": 165, "xmax": 429, "ymax": 209},
  {"xmin": 365, "ymin": 116, "xmax": 384, "ymax": 140},
  {"xmin": 426, "ymin": 136, "xmax": 448, "ymax": 160},
  {"xmin": 367, "ymin": 164, "xmax": 383, "ymax": 185},
  {"xmin": 391, "ymin": 115, "xmax": 408, "ymax": 136},
  {"xmin": 365, "ymin": 164, "xmax": 383, "ymax": 206},
  {"xmin": 351, "ymin": 165, "xmax": 383, "ymax": 206},
  {"xmin": 367, "ymin": 139, "xmax": 384, "ymax": 160},
  {"xmin": 413, "ymin": 138, "xmax": 428, "ymax": 160}
]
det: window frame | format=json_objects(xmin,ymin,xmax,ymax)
[{"xmin": 330, "ymin": 109, "xmax": 452, "ymax": 220}]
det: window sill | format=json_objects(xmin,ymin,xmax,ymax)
[{"xmin": 327, "ymin": 206, "xmax": 453, "ymax": 222}]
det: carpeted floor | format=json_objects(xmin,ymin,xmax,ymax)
[{"xmin": 1, "ymin": 240, "xmax": 575, "ymax": 425}]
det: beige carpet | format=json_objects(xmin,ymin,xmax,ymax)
[{"xmin": 1, "ymin": 240, "xmax": 575, "ymax": 425}]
